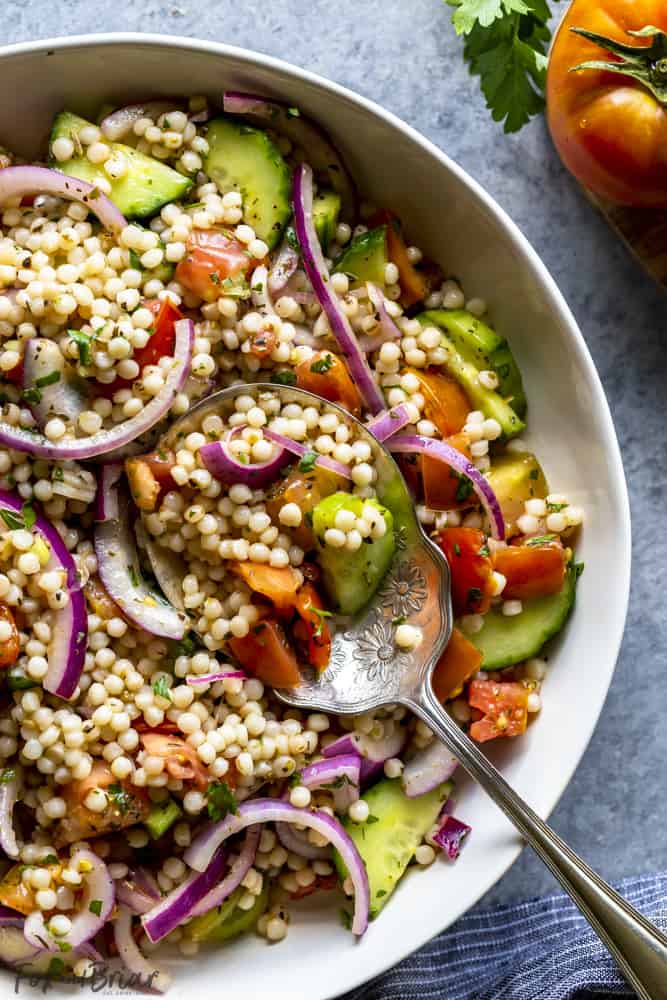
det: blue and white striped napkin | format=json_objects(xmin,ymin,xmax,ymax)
[{"xmin": 344, "ymin": 871, "xmax": 667, "ymax": 1000}]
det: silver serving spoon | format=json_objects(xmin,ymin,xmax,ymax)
[{"xmin": 149, "ymin": 384, "xmax": 667, "ymax": 998}]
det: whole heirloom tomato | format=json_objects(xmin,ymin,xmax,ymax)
[{"xmin": 547, "ymin": 1, "xmax": 667, "ymax": 207}]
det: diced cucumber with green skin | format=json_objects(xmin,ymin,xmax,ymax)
[
  {"xmin": 312, "ymin": 493, "xmax": 395, "ymax": 616},
  {"xmin": 145, "ymin": 797, "xmax": 182, "ymax": 839},
  {"xmin": 485, "ymin": 452, "xmax": 548, "ymax": 534},
  {"xmin": 186, "ymin": 887, "xmax": 242, "ymax": 942},
  {"xmin": 334, "ymin": 778, "xmax": 452, "ymax": 918},
  {"xmin": 432, "ymin": 331, "xmax": 525, "ymax": 440},
  {"xmin": 49, "ymin": 112, "xmax": 192, "ymax": 219},
  {"xmin": 332, "ymin": 226, "xmax": 387, "ymax": 284},
  {"xmin": 186, "ymin": 883, "xmax": 269, "ymax": 943},
  {"xmin": 418, "ymin": 310, "xmax": 527, "ymax": 418},
  {"xmin": 204, "ymin": 118, "xmax": 291, "ymax": 249},
  {"xmin": 313, "ymin": 190, "xmax": 341, "ymax": 252},
  {"xmin": 470, "ymin": 564, "xmax": 580, "ymax": 670}
]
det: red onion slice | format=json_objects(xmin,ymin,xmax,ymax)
[
  {"xmin": 94, "ymin": 465, "xmax": 187, "ymax": 639},
  {"xmin": 101, "ymin": 100, "xmax": 188, "ymax": 141},
  {"xmin": 114, "ymin": 906, "xmax": 171, "ymax": 994},
  {"xmin": 275, "ymin": 821, "xmax": 330, "ymax": 861},
  {"xmin": 22, "ymin": 338, "xmax": 89, "ymax": 428},
  {"xmin": 0, "ymin": 489, "xmax": 86, "ymax": 700},
  {"xmin": 223, "ymin": 92, "xmax": 356, "ymax": 222},
  {"xmin": 322, "ymin": 727, "xmax": 407, "ymax": 786},
  {"xmin": 387, "ymin": 434, "xmax": 505, "ymax": 540},
  {"xmin": 141, "ymin": 846, "xmax": 227, "ymax": 943},
  {"xmin": 299, "ymin": 753, "xmax": 360, "ymax": 812},
  {"xmin": 292, "ymin": 163, "xmax": 385, "ymax": 416},
  {"xmin": 0, "ymin": 318, "xmax": 193, "ymax": 461},
  {"xmin": 0, "ymin": 165, "xmax": 126, "ymax": 233},
  {"xmin": 184, "ymin": 798, "xmax": 369, "ymax": 935},
  {"xmin": 186, "ymin": 670, "xmax": 247, "ymax": 686},
  {"xmin": 433, "ymin": 814, "xmax": 471, "ymax": 859},
  {"xmin": 359, "ymin": 283, "xmax": 403, "ymax": 352},
  {"xmin": 0, "ymin": 766, "xmax": 20, "ymax": 859},
  {"xmin": 116, "ymin": 866, "xmax": 161, "ymax": 915},
  {"xmin": 24, "ymin": 849, "xmax": 114, "ymax": 952},
  {"xmin": 263, "ymin": 427, "xmax": 352, "ymax": 479},
  {"xmin": 268, "ymin": 240, "xmax": 299, "ymax": 295},
  {"xmin": 190, "ymin": 825, "xmax": 260, "ymax": 917},
  {"xmin": 0, "ymin": 911, "xmax": 40, "ymax": 968},
  {"xmin": 402, "ymin": 740, "xmax": 458, "ymax": 798},
  {"xmin": 366, "ymin": 404, "xmax": 412, "ymax": 443},
  {"xmin": 200, "ymin": 425, "xmax": 291, "ymax": 490}
]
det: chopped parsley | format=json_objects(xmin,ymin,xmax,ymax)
[
  {"xmin": 286, "ymin": 106, "xmax": 301, "ymax": 118},
  {"xmin": 466, "ymin": 586, "xmax": 483, "ymax": 608},
  {"xmin": 525, "ymin": 533, "xmax": 557, "ymax": 547},
  {"xmin": 152, "ymin": 676, "xmax": 172, "ymax": 701},
  {"xmin": 22, "ymin": 387, "xmax": 42, "ymax": 404},
  {"xmin": 0, "ymin": 507, "xmax": 25, "ymax": 531},
  {"xmin": 89, "ymin": 899, "xmax": 103, "ymax": 917},
  {"xmin": 310, "ymin": 353, "xmax": 334, "ymax": 374},
  {"xmin": 271, "ymin": 370, "xmax": 297, "ymax": 386},
  {"xmin": 311, "ymin": 606, "xmax": 332, "ymax": 637},
  {"xmin": 48, "ymin": 958, "xmax": 65, "ymax": 977},
  {"xmin": 22, "ymin": 501, "xmax": 36, "ymax": 530},
  {"xmin": 287, "ymin": 770, "xmax": 303, "ymax": 789},
  {"xmin": 454, "ymin": 473, "xmax": 474, "ymax": 503},
  {"xmin": 53, "ymin": 467, "xmax": 64, "ymax": 482},
  {"xmin": 67, "ymin": 328, "xmax": 93, "ymax": 366},
  {"xmin": 127, "ymin": 564, "xmax": 140, "ymax": 588},
  {"xmin": 528, "ymin": 468, "xmax": 539, "ymax": 480},
  {"xmin": 391, "ymin": 615, "xmax": 406, "ymax": 626},
  {"xmin": 56, "ymin": 940, "xmax": 72, "ymax": 952},
  {"xmin": 376, "ymin": 889, "xmax": 387, "ymax": 898},
  {"xmin": 477, "ymin": 542, "xmax": 490, "ymax": 557},
  {"xmin": 35, "ymin": 370, "xmax": 61, "ymax": 388},
  {"xmin": 453, "ymin": 543, "xmax": 461, "ymax": 556},
  {"xmin": 108, "ymin": 783, "xmax": 133, "ymax": 815},
  {"xmin": 172, "ymin": 633, "xmax": 199, "ymax": 658},
  {"xmin": 129, "ymin": 249, "xmax": 144, "ymax": 271},
  {"xmin": 0, "ymin": 767, "xmax": 16, "ymax": 784},
  {"xmin": 206, "ymin": 781, "xmax": 238, "ymax": 822},
  {"xmin": 209, "ymin": 272, "xmax": 221, "ymax": 285},
  {"xmin": 298, "ymin": 451, "xmax": 318, "ymax": 474},
  {"xmin": 7, "ymin": 671, "xmax": 37, "ymax": 691},
  {"xmin": 339, "ymin": 908, "xmax": 352, "ymax": 930},
  {"xmin": 366, "ymin": 814, "xmax": 380, "ymax": 825},
  {"xmin": 546, "ymin": 501, "xmax": 568, "ymax": 513}
]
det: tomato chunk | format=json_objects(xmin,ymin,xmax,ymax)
[
  {"xmin": 368, "ymin": 209, "xmax": 428, "ymax": 308},
  {"xmin": 468, "ymin": 678, "xmax": 529, "ymax": 743},
  {"xmin": 229, "ymin": 617, "xmax": 302, "ymax": 688},
  {"xmin": 494, "ymin": 539, "xmax": 566, "ymax": 601},
  {"xmin": 406, "ymin": 367, "xmax": 470, "ymax": 438},
  {"xmin": 295, "ymin": 351, "xmax": 362, "ymax": 417},
  {"xmin": 175, "ymin": 229, "xmax": 254, "ymax": 302},
  {"xmin": 292, "ymin": 583, "xmax": 331, "ymax": 672},
  {"xmin": 228, "ymin": 561, "xmax": 301, "ymax": 611},
  {"xmin": 422, "ymin": 432, "xmax": 473, "ymax": 511},
  {"xmin": 125, "ymin": 450, "xmax": 176, "ymax": 512},
  {"xmin": 265, "ymin": 464, "xmax": 345, "ymax": 551},
  {"xmin": 54, "ymin": 760, "xmax": 149, "ymax": 846},
  {"xmin": 140, "ymin": 732, "xmax": 209, "ymax": 789},
  {"xmin": 435, "ymin": 527, "xmax": 494, "ymax": 616},
  {"xmin": 96, "ymin": 299, "xmax": 182, "ymax": 397},
  {"xmin": 431, "ymin": 627, "xmax": 482, "ymax": 703},
  {"xmin": 0, "ymin": 605, "xmax": 20, "ymax": 668}
]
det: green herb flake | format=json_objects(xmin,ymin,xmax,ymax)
[
  {"xmin": 89, "ymin": 899, "xmax": 103, "ymax": 916},
  {"xmin": 56, "ymin": 941, "xmax": 72, "ymax": 952},
  {"xmin": 466, "ymin": 586, "xmax": 483, "ymax": 608},
  {"xmin": 35, "ymin": 370, "xmax": 61, "ymax": 389},
  {"xmin": 22, "ymin": 501, "xmax": 36, "ymax": 531},
  {"xmin": 22, "ymin": 387, "xmax": 42, "ymax": 404},
  {"xmin": 270, "ymin": 370, "xmax": 297, "ymax": 386},
  {"xmin": 67, "ymin": 328, "xmax": 93, "ymax": 366},
  {"xmin": 391, "ymin": 615, "xmax": 406, "ymax": 626},
  {"xmin": 53, "ymin": 467, "xmax": 64, "ymax": 482},
  {"xmin": 366, "ymin": 814, "xmax": 380, "ymax": 825},
  {"xmin": 298, "ymin": 451, "xmax": 318, "ymax": 474},
  {"xmin": 453, "ymin": 543, "xmax": 461, "ymax": 556},
  {"xmin": 310, "ymin": 605, "xmax": 332, "ymax": 637},
  {"xmin": 528, "ymin": 468, "xmax": 539, "ymax": 481},
  {"xmin": 525, "ymin": 533, "xmax": 557, "ymax": 547},
  {"xmin": 127, "ymin": 564, "xmax": 140, "ymax": 588},
  {"xmin": 286, "ymin": 106, "xmax": 301, "ymax": 118},
  {"xmin": 152, "ymin": 676, "xmax": 172, "ymax": 701},
  {"xmin": 0, "ymin": 508, "xmax": 24, "ymax": 531},
  {"xmin": 108, "ymin": 783, "xmax": 133, "ymax": 815},
  {"xmin": 454, "ymin": 472, "xmax": 474, "ymax": 503},
  {"xmin": 48, "ymin": 958, "xmax": 65, "ymax": 977},
  {"xmin": 376, "ymin": 889, "xmax": 387, "ymax": 898},
  {"xmin": 310, "ymin": 353, "xmax": 334, "ymax": 374},
  {"xmin": 206, "ymin": 781, "xmax": 238, "ymax": 822},
  {"xmin": 546, "ymin": 501, "xmax": 568, "ymax": 513},
  {"xmin": 477, "ymin": 542, "xmax": 490, "ymax": 557},
  {"xmin": 0, "ymin": 767, "xmax": 16, "ymax": 784},
  {"xmin": 287, "ymin": 770, "xmax": 303, "ymax": 789},
  {"xmin": 339, "ymin": 908, "xmax": 352, "ymax": 930}
]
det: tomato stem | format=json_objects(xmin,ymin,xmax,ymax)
[{"xmin": 569, "ymin": 25, "xmax": 667, "ymax": 105}]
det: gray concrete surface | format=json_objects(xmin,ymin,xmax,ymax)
[{"xmin": 3, "ymin": 0, "xmax": 664, "ymax": 913}]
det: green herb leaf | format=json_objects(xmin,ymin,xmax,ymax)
[
  {"xmin": 366, "ymin": 814, "xmax": 380, "ymax": 825},
  {"xmin": 285, "ymin": 225, "xmax": 300, "ymax": 252},
  {"xmin": 89, "ymin": 899, "xmax": 103, "ymax": 916},
  {"xmin": 206, "ymin": 781, "xmax": 238, "ymax": 822},
  {"xmin": 270, "ymin": 370, "xmax": 297, "ymax": 386},
  {"xmin": 56, "ymin": 940, "xmax": 72, "ymax": 952},
  {"xmin": 298, "ymin": 451, "xmax": 318, "ymax": 474},
  {"xmin": 7, "ymin": 671, "xmax": 37, "ymax": 691},
  {"xmin": 127, "ymin": 564, "xmax": 140, "ymax": 588},
  {"xmin": 447, "ymin": 0, "xmax": 551, "ymax": 133},
  {"xmin": 129, "ymin": 249, "xmax": 143, "ymax": 271},
  {"xmin": 310, "ymin": 605, "xmax": 332, "ymax": 637},
  {"xmin": 67, "ymin": 328, "xmax": 93, "ymax": 366},
  {"xmin": 310, "ymin": 353, "xmax": 334, "ymax": 374},
  {"xmin": 48, "ymin": 957, "xmax": 66, "ymax": 977},
  {"xmin": 454, "ymin": 472, "xmax": 474, "ymax": 503},
  {"xmin": 287, "ymin": 770, "xmax": 302, "ymax": 789},
  {"xmin": 35, "ymin": 370, "xmax": 61, "ymax": 389},
  {"xmin": 339, "ymin": 908, "xmax": 352, "ymax": 930},
  {"xmin": 53, "ymin": 467, "xmax": 65, "ymax": 482},
  {"xmin": 525, "ymin": 533, "xmax": 557, "ymax": 547},
  {"xmin": 108, "ymin": 783, "xmax": 133, "ymax": 815},
  {"xmin": 172, "ymin": 632, "xmax": 199, "ymax": 658},
  {"xmin": 22, "ymin": 501, "xmax": 36, "ymax": 531},
  {"xmin": 0, "ymin": 508, "xmax": 24, "ymax": 531},
  {"xmin": 546, "ymin": 501, "xmax": 568, "ymax": 513},
  {"xmin": 0, "ymin": 767, "xmax": 16, "ymax": 784},
  {"xmin": 152, "ymin": 676, "xmax": 172, "ymax": 701},
  {"xmin": 391, "ymin": 615, "xmax": 406, "ymax": 626},
  {"xmin": 22, "ymin": 387, "xmax": 42, "ymax": 404}
]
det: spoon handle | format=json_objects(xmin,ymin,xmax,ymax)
[{"xmin": 407, "ymin": 684, "xmax": 667, "ymax": 1000}]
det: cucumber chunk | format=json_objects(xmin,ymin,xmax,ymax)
[
  {"xmin": 145, "ymin": 797, "xmax": 182, "ymax": 839},
  {"xmin": 332, "ymin": 226, "xmax": 387, "ymax": 284},
  {"xmin": 485, "ymin": 452, "xmax": 548, "ymax": 535},
  {"xmin": 334, "ymin": 778, "xmax": 452, "ymax": 918},
  {"xmin": 312, "ymin": 493, "xmax": 395, "ymax": 616},
  {"xmin": 186, "ymin": 883, "xmax": 269, "ymax": 943},
  {"xmin": 313, "ymin": 190, "xmax": 341, "ymax": 252},
  {"xmin": 470, "ymin": 564, "xmax": 579, "ymax": 670},
  {"xmin": 204, "ymin": 118, "xmax": 291, "ymax": 249},
  {"xmin": 49, "ymin": 111, "xmax": 192, "ymax": 219},
  {"xmin": 419, "ymin": 310, "xmax": 527, "ymax": 417}
]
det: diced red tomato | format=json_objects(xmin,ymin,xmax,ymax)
[
  {"xmin": 368, "ymin": 209, "xmax": 428, "ymax": 308},
  {"xmin": 292, "ymin": 583, "xmax": 331, "ymax": 672},
  {"xmin": 140, "ymin": 732, "xmax": 209, "ymax": 789},
  {"xmin": 468, "ymin": 678, "xmax": 529, "ymax": 743},
  {"xmin": 422, "ymin": 432, "xmax": 473, "ymax": 511},
  {"xmin": 228, "ymin": 561, "xmax": 301, "ymax": 611},
  {"xmin": 431, "ymin": 627, "xmax": 482, "ymax": 703},
  {"xmin": 406, "ymin": 367, "xmax": 470, "ymax": 438},
  {"xmin": 3, "ymin": 357, "xmax": 23, "ymax": 385},
  {"xmin": 265, "ymin": 464, "xmax": 345, "ymax": 551},
  {"xmin": 295, "ymin": 351, "xmax": 362, "ymax": 417},
  {"xmin": 55, "ymin": 760, "xmax": 150, "ymax": 845},
  {"xmin": 97, "ymin": 299, "xmax": 183, "ymax": 397},
  {"xmin": 493, "ymin": 539, "xmax": 567, "ymax": 601},
  {"xmin": 175, "ymin": 229, "xmax": 255, "ymax": 302},
  {"xmin": 249, "ymin": 327, "xmax": 277, "ymax": 359},
  {"xmin": 229, "ymin": 617, "xmax": 302, "ymax": 688},
  {"xmin": 435, "ymin": 527, "xmax": 494, "ymax": 616},
  {"xmin": 0, "ymin": 605, "xmax": 20, "ymax": 668},
  {"xmin": 289, "ymin": 872, "xmax": 338, "ymax": 900},
  {"xmin": 125, "ymin": 450, "xmax": 176, "ymax": 512}
]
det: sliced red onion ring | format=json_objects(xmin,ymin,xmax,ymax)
[
  {"xmin": 184, "ymin": 798, "xmax": 369, "ymax": 935},
  {"xmin": 200, "ymin": 425, "xmax": 291, "ymax": 490},
  {"xmin": 24, "ymin": 849, "xmax": 114, "ymax": 952},
  {"xmin": 387, "ymin": 434, "xmax": 505, "ymax": 540},
  {"xmin": 144, "ymin": 536, "xmax": 185, "ymax": 612},
  {"xmin": 190, "ymin": 825, "xmax": 261, "ymax": 917},
  {"xmin": 0, "ymin": 910, "xmax": 40, "ymax": 968},
  {"xmin": 292, "ymin": 163, "xmax": 385, "ymax": 415},
  {"xmin": 0, "ymin": 165, "xmax": 126, "ymax": 233},
  {"xmin": 275, "ymin": 821, "xmax": 330, "ymax": 861},
  {"xmin": 186, "ymin": 670, "xmax": 247, "ymax": 686},
  {"xmin": 359, "ymin": 283, "xmax": 403, "ymax": 353},
  {"xmin": 433, "ymin": 814, "xmax": 471, "ymax": 859},
  {"xmin": 322, "ymin": 727, "xmax": 407, "ymax": 785},
  {"xmin": 299, "ymin": 754, "xmax": 361, "ymax": 812},
  {"xmin": 0, "ymin": 318, "xmax": 193, "ymax": 461},
  {"xmin": 264, "ymin": 427, "xmax": 351, "ymax": 479},
  {"xmin": 116, "ymin": 866, "xmax": 161, "ymax": 915},
  {"xmin": 114, "ymin": 905, "xmax": 171, "ymax": 994},
  {"xmin": 0, "ymin": 489, "xmax": 86, "ymax": 699},
  {"xmin": 100, "ymin": 100, "xmax": 188, "ymax": 141},
  {"xmin": 366, "ymin": 404, "xmax": 412, "ymax": 443},
  {"xmin": 268, "ymin": 241, "xmax": 299, "ymax": 295},
  {"xmin": 223, "ymin": 92, "xmax": 356, "ymax": 222},
  {"xmin": 141, "ymin": 846, "xmax": 227, "ymax": 943},
  {"xmin": 22, "ymin": 338, "xmax": 89, "ymax": 428},
  {"xmin": 0, "ymin": 765, "xmax": 20, "ymax": 859},
  {"xmin": 94, "ymin": 464, "xmax": 187, "ymax": 639},
  {"xmin": 402, "ymin": 741, "xmax": 458, "ymax": 798}
]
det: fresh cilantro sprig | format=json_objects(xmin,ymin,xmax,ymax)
[{"xmin": 447, "ymin": 0, "xmax": 553, "ymax": 133}]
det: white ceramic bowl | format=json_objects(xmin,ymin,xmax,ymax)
[{"xmin": 0, "ymin": 34, "xmax": 631, "ymax": 1000}]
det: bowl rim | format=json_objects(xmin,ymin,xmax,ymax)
[{"xmin": 0, "ymin": 31, "xmax": 632, "ymax": 995}]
